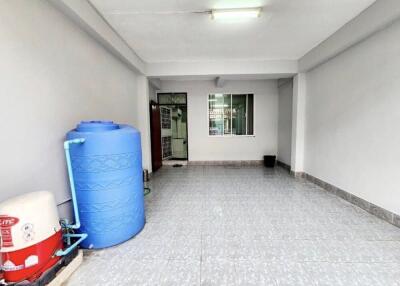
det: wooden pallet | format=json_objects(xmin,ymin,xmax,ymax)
[{"xmin": 48, "ymin": 250, "xmax": 82, "ymax": 286}]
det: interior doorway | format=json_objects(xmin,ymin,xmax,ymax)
[
  {"xmin": 157, "ymin": 92, "xmax": 188, "ymax": 164},
  {"xmin": 150, "ymin": 101, "xmax": 162, "ymax": 172}
]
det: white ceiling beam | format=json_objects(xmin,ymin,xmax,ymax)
[
  {"xmin": 49, "ymin": 0, "xmax": 146, "ymax": 74},
  {"xmin": 299, "ymin": 0, "xmax": 400, "ymax": 72},
  {"xmin": 146, "ymin": 60, "xmax": 298, "ymax": 78}
]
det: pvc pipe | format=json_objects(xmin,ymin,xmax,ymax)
[
  {"xmin": 64, "ymin": 138, "xmax": 85, "ymax": 229},
  {"xmin": 56, "ymin": 233, "xmax": 88, "ymax": 257}
]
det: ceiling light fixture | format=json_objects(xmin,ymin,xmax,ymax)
[{"xmin": 211, "ymin": 8, "xmax": 262, "ymax": 20}]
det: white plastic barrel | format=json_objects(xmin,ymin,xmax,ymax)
[{"xmin": 0, "ymin": 191, "xmax": 61, "ymax": 252}]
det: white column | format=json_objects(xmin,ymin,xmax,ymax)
[
  {"xmin": 137, "ymin": 76, "xmax": 152, "ymax": 173},
  {"xmin": 291, "ymin": 73, "xmax": 307, "ymax": 173}
]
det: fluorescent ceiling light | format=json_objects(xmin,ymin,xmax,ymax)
[{"xmin": 211, "ymin": 8, "xmax": 261, "ymax": 20}]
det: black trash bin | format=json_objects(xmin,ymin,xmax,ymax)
[{"xmin": 264, "ymin": 155, "xmax": 276, "ymax": 168}]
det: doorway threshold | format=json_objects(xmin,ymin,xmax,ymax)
[{"xmin": 163, "ymin": 160, "xmax": 188, "ymax": 166}]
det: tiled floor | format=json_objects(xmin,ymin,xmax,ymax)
[{"xmin": 66, "ymin": 166, "xmax": 400, "ymax": 286}]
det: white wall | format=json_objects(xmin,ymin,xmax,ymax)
[
  {"xmin": 160, "ymin": 80, "xmax": 279, "ymax": 161},
  {"xmin": 148, "ymin": 83, "xmax": 157, "ymax": 102},
  {"xmin": 0, "ymin": 1, "xmax": 139, "ymax": 217},
  {"xmin": 277, "ymin": 80, "xmax": 293, "ymax": 166},
  {"xmin": 304, "ymin": 19, "xmax": 400, "ymax": 215},
  {"xmin": 291, "ymin": 74, "xmax": 307, "ymax": 173},
  {"xmin": 137, "ymin": 76, "xmax": 152, "ymax": 173}
]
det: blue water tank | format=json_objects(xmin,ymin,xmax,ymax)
[{"xmin": 66, "ymin": 121, "xmax": 145, "ymax": 249}]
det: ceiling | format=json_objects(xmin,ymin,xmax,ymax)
[{"xmin": 91, "ymin": 0, "xmax": 376, "ymax": 63}]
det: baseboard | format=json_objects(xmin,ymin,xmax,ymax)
[
  {"xmin": 276, "ymin": 160, "xmax": 291, "ymax": 172},
  {"xmin": 188, "ymin": 160, "xmax": 263, "ymax": 166},
  {"xmin": 290, "ymin": 171, "xmax": 306, "ymax": 178},
  {"xmin": 295, "ymin": 172, "xmax": 400, "ymax": 228}
]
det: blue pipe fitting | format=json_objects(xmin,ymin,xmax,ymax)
[
  {"xmin": 64, "ymin": 138, "xmax": 85, "ymax": 230},
  {"xmin": 57, "ymin": 138, "xmax": 88, "ymax": 257},
  {"xmin": 56, "ymin": 233, "xmax": 88, "ymax": 257}
]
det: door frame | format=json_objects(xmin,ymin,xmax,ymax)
[
  {"xmin": 156, "ymin": 92, "xmax": 189, "ymax": 161},
  {"xmin": 160, "ymin": 106, "xmax": 173, "ymax": 160}
]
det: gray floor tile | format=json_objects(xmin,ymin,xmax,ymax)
[
  {"xmin": 201, "ymin": 258, "xmax": 237, "ymax": 286},
  {"xmin": 66, "ymin": 166, "xmax": 400, "ymax": 286},
  {"xmin": 160, "ymin": 259, "xmax": 200, "ymax": 286}
]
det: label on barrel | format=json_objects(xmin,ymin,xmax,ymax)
[
  {"xmin": 0, "ymin": 215, "xmax": 20, "ymax": 247},
  {"xmin": 1, "ymin": 260, "xmax": 24, "ymax": 271}
]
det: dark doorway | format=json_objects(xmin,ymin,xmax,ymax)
[
  {"xmin": 150, "ymin": 100, "xmax": 162, "ymax": 172},
  {"xmin": 157, "ymin": 93, "xmax": 188, "ymax": 162}
]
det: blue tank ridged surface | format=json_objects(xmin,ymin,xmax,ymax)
[{"xmin": 66, "ymin": 121, "xmax": 145, "ymax": 249}]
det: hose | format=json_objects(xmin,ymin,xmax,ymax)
[{"xmin": 144, "ymin": 187, "xmax": 151, "ymax": 196}]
